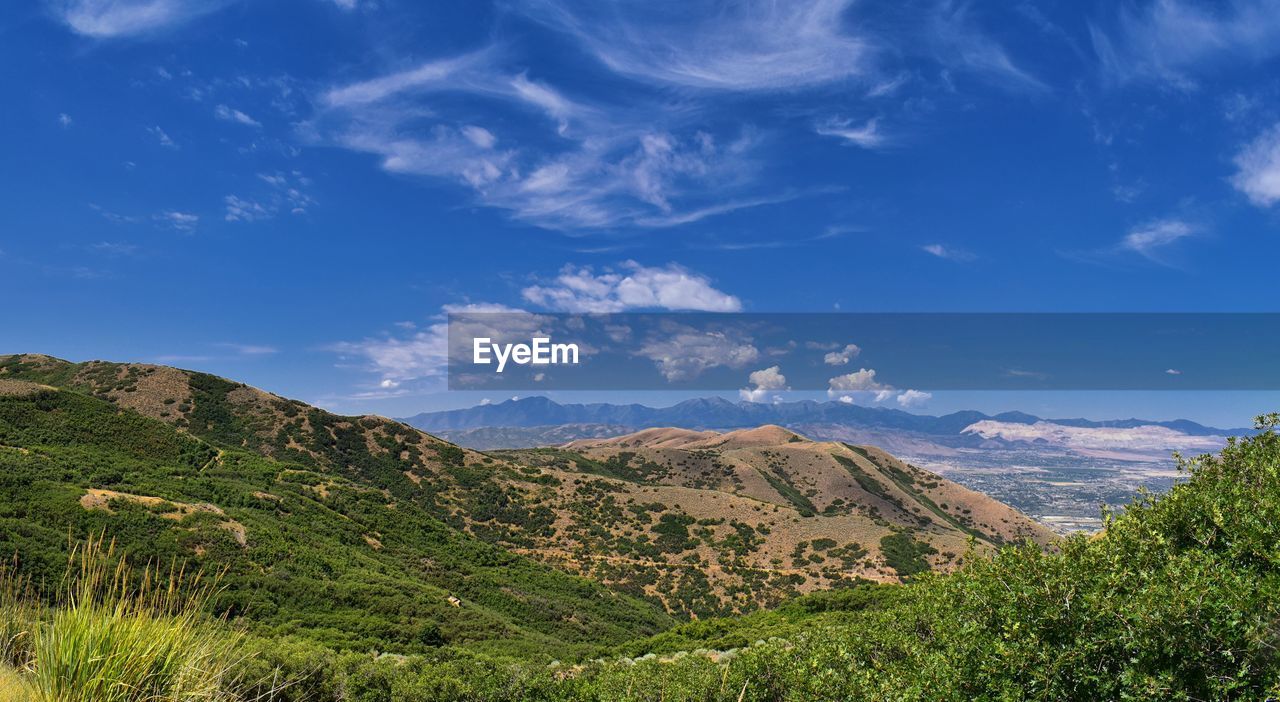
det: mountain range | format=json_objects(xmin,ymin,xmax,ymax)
[{"xmin": 404, "ymin": 396, "xmax": 1241, "ymax": 436}]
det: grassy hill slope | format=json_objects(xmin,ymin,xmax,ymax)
[{"xmin": 0, "ymin": 375, "xmax": 671, "ymax": 658}]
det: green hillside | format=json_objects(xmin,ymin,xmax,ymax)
[{"xmin": 0, "ymin": 378, "xmax": 671, "ymax": 658}]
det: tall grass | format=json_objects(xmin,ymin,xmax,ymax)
[{"xmin": 0, "ymin": 537, "xmax": 245, "ymax": 702}]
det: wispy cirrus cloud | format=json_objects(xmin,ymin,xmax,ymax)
[
  {"xmin": 55, "ymin": 0, "xmax": 235, "ymax": 39},
  {"xmin": 518, "ymin": 0, "xmax": 871, "ymax": 91},
  {"xmin": 1090, "ymin": 0, "xmax": 1280, "ymax": 89},
  {"xmin": 921, "ymin": 243, "xmax": 976, "ymax": 261},
  {"xmin": 1119, "ymin": 218, "xmax": 1196, "ymax": 262},
  {"xmin": 214, "ymin": 104, "xmax": 261, "ymax": 127},
  {"xmin": 814, "ymin": 117, "xmax": 886, "ymax": 149},
  {"xmin": 315, "ymin": 53, "xmax": 772, "ymax": 229},
  {"xmin": 927, "ymin": 0, "xmax": 1048, "ymax": 93},
  {"xmin": 305, "ymin": 2, "xmax": 1047, "ymax": 232}
]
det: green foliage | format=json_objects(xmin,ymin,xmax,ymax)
[
  {"xmin": 0, "ymin": 387, "xmax": 671, "ymax": 659},
  {"xmin": 878, "ymin": 532, "xmax": 938, "ymax": 578},
  {"xmin": 236, "ymin": 414, "xmax": 1280, "ymax": 700},
  {"xmin": 3, "ymin": 538, "xmax": 243, "ymax": 702}
]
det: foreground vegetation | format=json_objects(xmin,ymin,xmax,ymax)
[{"xmin": 5, "ymin": 412, "xmax": 1280, "ymax": 699}]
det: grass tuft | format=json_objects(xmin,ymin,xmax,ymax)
[{"xmin": 1, "ymin": 536, "xmax": 245, "ymax": 702}]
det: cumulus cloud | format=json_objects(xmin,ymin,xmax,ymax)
[
  {"xmin": 896, "ymin": 389, "xmax": 932, "ymax": 408},
  {"xmin": 823, "ymin": 344, "xmax": 861, "ymax": 366},
  {"xmin": 739, "ymin": 365, "xmax": 788, "ymax": 402},
  {"xmin": 58, "ymin": 113, "xmax": 73, "ymax": 128},
  {"xmin": 522, "ymin": 262, "xmax": 742, "ymax": 313},
  {"xmin": 637, "ymin": 330, "xmax": 760, "ymax": 382},
  {"xmin": 827, "ymin": 368, "xmax": 889, "ymax": 395},
  {"xmin": 1231, "ymin": 123, "xmax": 1280, "ymax": 207},
  {"xmin": 55, "ymin": 0, "xmax": 234, "ymax": 39},
  {"xmin": 826, "ymin": 369, "xmax": 925, "ymax": 407}
]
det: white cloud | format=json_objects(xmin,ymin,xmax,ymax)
[
  {"xmin": 155, "ymin": 211, "xmax": 198, "ymax": 231},
  {"xmin": 637, "ymin": 330, "xmax": 760, "ymax": 382},
  {"xmin": 147, "ymin": 125, "xmax": 176, "ymax": 148},
  {"xmin": 58, "ymin": 113, "xmax": 73, "ymax": 128},
  {"xmin": 55, "ymin": 0, "xmax": 232, "ymax": 38},
  {"xmin": 921, "ymin": 243, "xmax": 976, "ymax": 261},
  {"xmin": 510, "ymin": 74, "xmax": 578, "ymax": 132},
  {"xmin": 330, "ymin": 303, "xmax": 528, "ymax": 388},
  {"xmin": 963, "ymin": 420, "xmax": 1224, "ymax": 458},
  {"xmin": 336, "ymin": 124, "xmax": 513, "ymax": 189},
  {"xmin": 1165, "ymin": 368, "xmax": 1183, "ymax": 375},
  {"xmin": 823, "ymin": 344, "xmax": 861, "ymax": 366},
  {"xmin": 224, "ymin": 195, "xmax": 270, "ymax": 222},
  {"xmin": 927, "ymin": 0, "xmax": 1047, "ymax": 92},
  {"xmin": 214, "ymin": 104, "xmax": 261, "ymax": 128},
  {"xmin": 225, "ymin": 172, "xmax": 315, "ymax": 221},
  {"xmin": 321, "ymin": 50, "xmax": 502, "ymax": 108},
  {"xmin": 1231, "ymin": 123, "xmax": 1280, "ymax": 207},
  {"xmin": 896, "ymin": 389, "xmax": 932, "ymax": 408},
  {"xmin": 461, "ymin": 125, "xmax": 497, "ymax": 149},
  {"xmin": 257, "ymin": 171, "xmax": 315, "ymax": 214},
  {"xmin": 522, "ymin": 262, "xmax": 742, "ymax": 313},
  {"xmin": 520, "ymin": 0, "xmax": 871, "ymax": 91},
  {"xmin": 1091, "ymin": 0, "xmax": 1280, "ymax": 88},
  {"xmin": 740, "ymin": 365, "xmax": 788, "ymax": 402},
  {"xmin": 217, "ymin": 343, "xmax": 278, "ymax": 356},
  {"xmin": 1119, "ymin": 218, "xmax": 1195, "ymax": 260},
  {"xmin": 316, "ymin": 39, "xmax": 797, "ymax": 231},
  {"xmin": 814, "ymin": 117, "xmax": 885, "ymax": 149},
  {"xmin": 89, "ymin": 241, "xmax": 138, "ymax": 256},
  {"xmin": 827, "ymin": 368, "xmax": 889, "ymax": 396}
]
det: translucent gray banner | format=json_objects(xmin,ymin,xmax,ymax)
[{"xmin": 447, "ymin": 313, "xmax": 1280, "ymax": 391}]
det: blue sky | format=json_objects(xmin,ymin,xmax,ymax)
[{"xmin": 4, "ymin": 0, "xmax": 1280, "ymax": 426}]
